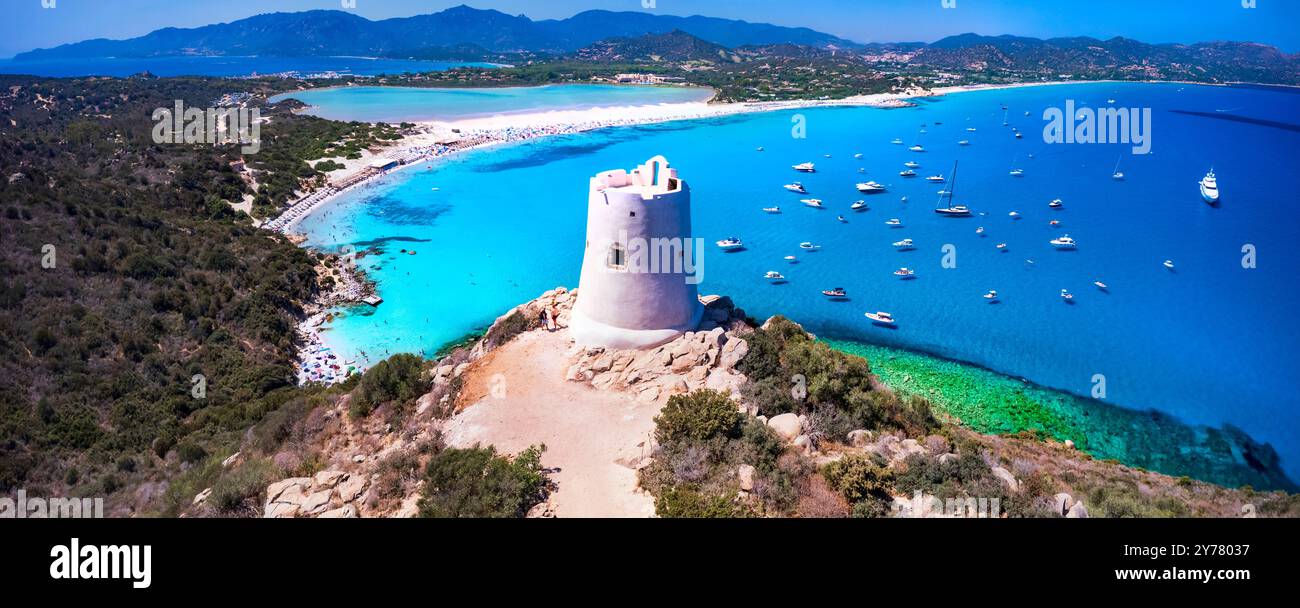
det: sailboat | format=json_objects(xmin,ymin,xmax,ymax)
[
  {"xmin": 934, "ymin": 161, "xmax": 972, "ymax": 216},
  {"xmin": 1112, "ymin": 156, "xmax": 1125, "ymax": 180}
]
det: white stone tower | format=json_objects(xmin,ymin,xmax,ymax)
[{"xmin": 571, "ymin": 156, "xmax": 703, "ymax": 349}]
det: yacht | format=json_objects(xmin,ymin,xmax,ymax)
[
  {"xmin": 756, "ymin": 147, "xmax": 764, "ymax": 152},
  {"xmin": 926, "ymin": 175, "xmax": 945, "ymax": 183},
  {"xmin": 1009, "ymin": 211, "xmax": 1022, "ymax": 219},
  {"xmin": 900, "ymin": 196, "xmax": 908, "ymax": 203},
  {"xmin": 784, "ymin": 182, "xmax": 807, "ymax": 193},
  {"xmin": 1050, "ymin": 235, "xmax": 1078, "ymax": 249},
  {"xmin": 1060, "ymin": 289, "xmax": 1075, "ymax": 303},
  {"xmin": 958, "ymin": 140, "xmax": 971, "ymax": 146},
  {"xmin": 854, "ymin": 153, "xmax": 864, "ymax": 159},
  {"xmin": 984, "ymin": 290, "xmax": 999, "ymax": 303},
  {"xmin": 851, "ymin": 200, "xmax": 869, "ymax": 211},
  {"xmin": 856, "ymin": 181, "xmax": 887, "ymax": 193},
  {"xmin": 976, "ymin": 226, "xmax": 986, "ymax": 236},
  {"xmin": 891, "ymin": 138, "xmax": 905, "ymax": 145},
  {"xmin": 716, "ymin": 238, "xmax": 745, "ymax": 251},
  {"xmin": 764, "ymin": 271, "xmax": 786, "ymax": 283},
  {"xmin": 966, "ymin": 127, "xmax": 977, "ymax": 132},
  {"xmin": 900, "ymin": 169, "xmax": 917, "ymax": 177},
  {"xmin": 802, "ymin": 198, "xmax": 825, "ymax": 208},
  {"xmin": 904, "ymin": 161, "xmax": 920, "ymax": 168},
  {"xmin": 1200, "ymin": 168, "xmax": 1220, "ymax": 204},
  {"xmin": 1163, "ymin": 259, "xmax": 1176, "ymax": 270},
  {"xmin": 996, "ymin": 242, "xmax": 1008, "ymax": 251},
  {"xmin": 784, "ymin": 255, "xmax": 798, "ymax": 263},
  {"xmin": 864, "ymin": 311, "xmax": 896, "ymax": 327},
  {"xmin": 893, "ymin": 239, "xmax": 916, "ymax": 251},
  {"xmin": 1009, "ymin": 168, "xmax": 1025, "ymax": 177},
  {"xmin": 1024, "ymin": 111, "xmax": 1031, "ymax": 116},
  {"xmin": 793, "ymin": 162, "xmax": 816, "ymax": 172},
  {"xmin": 1048, "ymin": 219, "xmax": 1062, "ymax": 226},
  {"xmin": 1107, "ymin": 98, "xmax": 1116, "ymax": 104},
  {"xmin": 909, "ymin": 144, "xmax": 925, "ymax": 152},
  {"xmin": 1094, "ymin": 281, "xmax": 1109, "ymax": 291},
  {"xmin": 800, "ymin": 242, "xmax": 822, "ymax": 251},
  {"xmin": 894, "ymin": 268, "xmax": 917, "ymax": 280},
  {"xmin": 934, "ymin": 161, "xmax": 972, "ymax": 216},
  {"xmin": 885, "ymin": 218, "xmax": 904, "ymax": 227},
  {"xmin": 1049, "ymin": 199, "xmax": 1063, "ymax": 209},
  {"xmin": 1015, "ymin": 132, "xmax": 1024, "ymax": 139},
  {"xmin": 837, "ymin": 215, "xmax": 848, "ymax": 223},
  {"xmin": 822, "ymin": 287, "xmax": 848, "ymax": 299},
  {"xmin": 824, "ymin": 154, "xmax": 833, "ymax": 158},
  {"xmin": 762, "ymin": 206, "xmax": 782, "ymax": 214}
]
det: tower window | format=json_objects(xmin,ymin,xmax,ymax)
[
  {"xmin": 629, "ymin": 211, "xmax": 636, "ymax": 217},
  {"xmin": 606, "ymin": 243, "xmax": 627, "ymax": 269}
]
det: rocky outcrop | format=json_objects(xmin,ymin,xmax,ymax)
[
  {"xmin": 563, "ymin": 295, "xmax": 751, "ymax": 403},
  {"xmin": 264, "ymin": 471, "xmax": 370, "ymax": 518}
]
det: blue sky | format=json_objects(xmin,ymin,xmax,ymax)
[{"xmin": 4, "ymin": 0, "xmax": 1298, "ymax": 58}]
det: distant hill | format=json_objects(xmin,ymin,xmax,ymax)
[
  {"xmin": 573, "ymin": 30, "xmax": 732, "ymax": 63},
  {"xmin": 14, "ymin": 5, "xmax": 858, "ymax": 61}
]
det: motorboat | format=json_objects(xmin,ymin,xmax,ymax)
[
  {"xmin": 996, "ymin": 242, "xmax": 1008, "ymax": 251},
  {"xmin": 976, "ymin": 226, "xmax": 985, "ymax": 235},
  {"xmin": 802, "ymin": 198, "xmax": 825, "ymax": 208},
  {"xmin": 837, "ymin": 215, "xmax": 848, "ymax": 223},
  {"xmin": 1048, "ymin": 219, "xmax": 1061, "ymax": 226},
  {"xmin": 1094, "ymin": 281, "xmax": 1109, "ymax": 291},
  {"xmin": 1049, "ymin": 199, "xmax": 1063, "ymax": 209},
  {"xmin": 1009, "ymin": 168, "xmax": 1025, "ymax": 177},
  {"xmin": 764, "ymin": 271, "xmax": 786, "ymax": 283},
  {"xmin": 900, "ymin": 169, "xmax": 917, "ymax": 177},
  {"xmin": 958, "ymin": 140, "xmax": 971, "ymax": 146},
  {"xmin": 894, "ymin": 268, "xmax": 917, "ymax": 280},
  {"xmin": 854, "ymin": 153, "xmax": 864, "ymax": 159},
  {"xmin": 822, "ymin": 287, "xmax": 848, "ymax": 299},
  {"xmin": 885, "ymin": 218, "xmax": 903, "ymax": 227},
  {"xmin": 1163, "ymin": 260, "xmax": 1175, "ymax": 270},
  {"xmin": 784, "ymin": 255, "xmax": 798, "ymax": 263},
  {"xmin": 893, "ymin": 239, "xmax": 916, "ymax": 251},
  {"xmin": 800, "ymin": 242, "xmax": 821, "ymax": 251},
  {"xmin": 784, "ymin": 182, "xmax": 807, "ymax": 193},
  {"xmin": 966, "ymin": 127, "xmax": 977, "ymax": 132},
  {"xmin": 1060, "ymin": 289, "xmax": 1075, "ymax": 303},
  {"xmin": 763, "ymin": 206, "xmax": 782, "ymax": 213},
  {"xmin": 1200, "ymin": 168, "xmax": 1220, "ymax": 204},
  {"xmin": 891, "ymin": 138, "xmax": 904, "ymax": 145},
  {"xmin": 851, "ymin": 200, "xmax": 869, "ymax": 211},
  {"xmin": 856, "ymin": 181, "xmax": 887, "ymax": 193},
  {"xmin": 865, "ymin": 311, "xmax": 896, "ymax": 326},
  {"xmin": 1009, "ymin": 211, "xmax": 1021, "ymax": 219},
  {"xmin": 1050, "ymin": 235, "xmax": 1078, "ymax": 249},
  {"xmin": 926, "ymin": 175, "xmax": 945, "ymax": 183},
  {"xmin": 793, "ymin": 162, "xmax": 816, "ymax": 172},
  {"xmin": 1015, "ymin": 132, "xmax": 1024, "ymax": 139},
  {"xmin": 984, "ymin": 290, "xmax": 999, "ymax": 302},
  {"xmin": 909, "ymin": 145, "xmax": 925, "ymax": 152},
  {"xmin": 716, "ymin": 237, "xmax": 745, "ymax": 251},
  {"xmin": 904, "ymin": 161, "xmax": 920, "ymax": 168},
  {"xmin": 757, "ymin": 147, "xmax": 764, "ymax": 152}
]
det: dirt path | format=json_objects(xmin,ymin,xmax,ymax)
[{"xmin": 442, "ymin": 330, "xmax": 659, "ymax": 517}]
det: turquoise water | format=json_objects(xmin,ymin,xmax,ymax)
[
  {"xmin": 269, "ymin": 84, "xmax": 715, "ymax": 123},
  {"xmin": 0, "ymin": 56, "xmax": 491, "ymax": 78},
  {"xmin": 299, "ymin": 82, "xmax": 1300, "ymax": 483}
]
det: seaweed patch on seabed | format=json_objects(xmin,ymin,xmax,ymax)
[{"xmin": 826, "ymin": 339, "xmax": 1298, "ymax": 492}]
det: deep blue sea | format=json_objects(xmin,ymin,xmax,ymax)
[
  {"xmin": 269, "ymin": 84, "xmax": 715, "ymax": 123},
  {"xmin": 298, "ymin": 82, "xmax": 1300, "ymax": 479},
  {"xmin": 0, "ymin": 56, "xmax": 492, "ymax": 78}
]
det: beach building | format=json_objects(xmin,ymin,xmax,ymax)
[
  {"xmin": 571, "ymin": 156, "xmax": 704, "ymax": 349},
  {"xmin": 368, "ymin": 158, "xmax": 399, "ymax": 172}
]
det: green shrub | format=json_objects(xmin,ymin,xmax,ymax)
[
  {"xmin": 655, "ymin": 486, "xmax": 751, "ymax": 518},
  {"xmin": 352, "ymin": 353, "xmax": 428, "ymax": 419},
  {"xmin": 418, "ymin": 445, "xmax": 548, "ymax": 518},
  {"xmin": 654, "ymin": 390, "xmax": 742, "ymax": 444},
  {"xmin": 209, "ymin": 458, "xmax": 276, "ymax": 512},
  {"xmin": 177, "ymin": 442, "xmax": 208, "ymax": 464},
  {"xmin": 822, "ymin": 453, "xmax": 893, "ymax": 504}
]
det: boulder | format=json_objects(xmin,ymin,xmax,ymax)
[
  {"xmin": 737, "ymin": 464, "xmax": 756, "ymax": 492},
  {"xmin": 338, "ymin": 476, "xmax": 368, "ymax": 503},
  {"xmin": 847, "ymin": 430, "xmax": 873, "ymax": 447},
  {"xmin": 991, "ymin": 466, "xmax": 1020, "ymax": 493},
  {"xmin": 1066, "ymin": 501, "xmax": 1090, "ymax": 518},
  {"xmin": 318, "ymin": 504, "xmax": 359, "ymax": 518},
  {"xmin": 264, "ymin": 502, "xmax": 301, "ymax": 518},
  {"xmin": 1064, "ymin": 439, "xmax": 1075, "ymax": 449},
  {"xmin": 221, "ymin": 452, "xmax": 242, "ymax": 468},
  {"xmin": 793, "ymin": 434, "xmax": 814, "ymax": 455},
  {"xmin": 300, "ymin": 489, "xmax": 334, "ymax": 515},
  {"xmin": 767, "ymin": 413, "xmax": 803, "ymax": 442},
  {"xmin": 265, "ymin": 477, "xmax": 310, "ymax": 504},
  {"xmin": 192, "ymin": 488, "xmax": 212, "ymax": 506},
  {"xmin": 313, "ymin": 470, "xmax": 347, "ymax": 489}
]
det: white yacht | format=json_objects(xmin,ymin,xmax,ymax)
[
  {"xmin": 800, "ymin": 242, "xmax": 821, "ymax": 251},
  {"xmin": 984, "ymin": 290, "xmax": 999, "ymax": 303},
  {"xmin": 822, "ymin": 287, "xmax": 848, "ymax": 299},
  {"xmin": 763, "ymin": 206, "xmax": 782, "ymax": 213},
  {"xmin": 851, "ymin": 200, "xmax": 869, "ymax": 211},
  {"xmin": 909, "ymin": 144, "xmax": 925, "ymax": 152},
  {"xmin": 885, "ymin": 218, "xmax": 903, "ymax": 227},
  {"xmin": 1163, "ymin": 259, "xmax": 1176, "ymax": 270},
  {"xmin": 1015, "ymin": 132, "xmax": 1024, "ymax": 139},
  {"xmin": 784, "ymin": 182, "xmax": 807, "ymax": 193},
  {"xmin": 784, "ymin": 255, "xmax": 798, "ymax": 263},
  {"xmin": 793, "ymin": 162, "xmax": 816, "ymax": 173},
  {"xmin": 1049, "ymin": 198, "xmax": 1063, "ymax": 209},
  {"xmin": 1009, "ymin": 211, "xmax": 1022, "ymax": 219},
  {"xmin": 958, "ymin": 140, "xmax": 971, "ymax": 146},
  {"xmin": 764, "ymin": 271, "xmax": 786, "ymax": 283},
  {"xmin": 1094, "ymin": 281, "xmax": 1109, "ymax": 291},
  {"xmin": 1200, "ymin": 168, "xmax": 1220, "ymax": 204},
  {"xmin": 837, "ymin": 215, "xmax": 848, "ymax": 223},
  {"xmin": 864, "ymin": 311, "xmax": 896, "ymax": 327},
  {"xmin": 904, "ymin": 161, "xmax": 920, "ymax": 168},
  {"xmin": 1009, "ymin": 168, "xmax": 1025, "ymax": 177},
  {"xmin": 894, "ymin": 268, "xmax": 917, "ymax": 280},
  {"xmin": 900, "ymin": 169, "xmax": 917, "ymax": 177},
  {"xmin": 893, "ymin": 239, "xmax": 916, "ymax": 251},
  {"xmin": 1049, "ymin": 219, "xmax": 1062, "ymax": 226},
  {"xmin": 926, "ymin": 175, "xmax": 945, "ymax": 183},
  {"xmin": 716, "ymin": 238, "xmax": 745, "ymax": 251},
  {"xmin": 802, "ymin": 198, "xmax": 824, "ymax": 208},
  {"xmin": 1050, "ymin": 235, "xmax": 1078, "ymax": 249},
  {"xmin": 891, "ymin": 138, "xmax": 904, "ymax": 145},
  {"xmin": 756, "ymin": 147, "xmax": 765, "ymax": 152},
  {"xmin": 976, "ymin": 226, "xmax": 986, "ymax": 236},
  {"xmin": 1060, "ymin": 289, "xmax": 1075, "ymax": 303},
  {"xmin": 856, "ymin": 181, "xmax": 887, "ymax": 193},
  {"xmin": 966, "ymin": 127, "xmax": 977, "ymax": 132},
  {"xmin": 854, "ymin": 153, "xmax": 864, "ymax": 159},
  {"xmin": 996, "ymin": 242, "xmax": 1008, "ymax": 251}
]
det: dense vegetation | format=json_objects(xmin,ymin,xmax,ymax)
[
  {"xmin": 0, "ymin": 73, "xmax": 408, "ymax": 511},
  {"xmin": 418, "ymin": 445, "xmax": 549, "ymax": 518}
]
